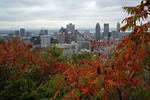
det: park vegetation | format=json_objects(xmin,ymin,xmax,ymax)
[{"xmin": 0, "ymin": 0, "xmax": 150, "ymax": 100}]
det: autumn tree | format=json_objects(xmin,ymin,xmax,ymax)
[
  {"xmin": 0, "ymin": 39, "xmax": 68, "ymax": 99},
  {"xmin": 53, "ymin": 0, "xmax": 150, "ymax": 100},
  {"xmin": 0, "ymin": 0, "xmax": 150, "ymax": 100}
]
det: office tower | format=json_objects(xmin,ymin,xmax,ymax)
[
  {"xmin": 20, "ymin": 28, "xmax": 26, "ymax": 37},
  {"xmin": 59, "ymin": 27, "xmax": 71, "ymax": 44},
  {"xmin": 104, "ymin": 23, "xmax": 109, "ymax": 37},
  {"xmin": 95, "ymin": 23, "xmax": 101, "ymax": 40},
  {"xmin": 117, "ymin": 22, "xmax": 120, "ymax": 32},
  {"xmin": 77, "ymin": 34, "xmax": 84, "ymax": 51},
  {"xmin": 66, "ymin": 23, "xmax": 75, "ymax": 34},
  {"xmin": 14, "ymin": 30, "xmax": 20, "ymax": 37},
  {"xmin": 108, "ymin": 32, "xmax": 111, "ymax": 41}
]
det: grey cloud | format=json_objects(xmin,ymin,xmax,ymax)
[
  {"xmin": 0, "ymin": 0, "xmax": 141, "ymax": 29},
  {"xmin": 96, "ymin": 0, "xmax": 140, "ymax": 7}
]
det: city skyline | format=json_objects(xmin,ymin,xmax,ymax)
[
  {"xmin": 0, "ymin": 23, "xmax": 121, "ymax": 34},
  {"xmin": 0, "ymin": 0, "xmax": 140, "ymax": 29}
]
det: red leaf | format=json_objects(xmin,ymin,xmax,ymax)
[
  {"xmin": 139, "ymin": 51, "xmax": 144, "ymax": 57},
  {"xmin": 101, "ymin": 54, "xmax": 107, "ymax": 58}
]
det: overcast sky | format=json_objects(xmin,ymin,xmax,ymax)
[{"xmin": 0, "ymin": 0, "xmax": 140, "ymax": 30}]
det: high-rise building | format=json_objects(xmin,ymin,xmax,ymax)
[
  {"xmin": 14, "ymin": 30, "xmax": 20, "ymax": 37},
  {"xmin": 108, "ymin": 32, "xmax": 111, "ymax": 41},
  {"xmin": 20, "ymin": 28, "xmax": 26, "ymax": 37},
  {"xmin": 77, "ymin": 34, "xmax": 84, "ymax": 51},
  {"xmin": 66, "ymin": 23, "xmax": 75, "ymax": 34},
  {"xmin": 59, "ymin": 27, "xmax": 71, "ymax": 44},
  {"xmin": 117, "ymin": 22, "xmax": 120, "ymax": 32},
  {"xmin": 104, "ymin": 23, "xmax": 109, "ymax": 37},
  {"xmin": 95, "ymin": 23, "xmax": 101, "ymax": 40},
  {"xmin": 58, "ymin": 27, "xmax": 65, "ymax": 44}
]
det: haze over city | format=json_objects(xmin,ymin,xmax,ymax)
[{"xmin": 0, "ymin": 0, "xmax": 140, "ymax": 30}]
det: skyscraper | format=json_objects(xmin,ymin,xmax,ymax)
[
  {"xmin": 14, "ymin": 30, "xmax": 20, "ymax": 37},
  {"xmin": 59, "ymin": 27, "xmax": 71, "ymax": 44},
  {"xmin": 20, "ymin": 28, "xmax": 26, "ymax": 37},
  {"xmin": 95, "ymin": 23, "xmax": 100, "ymax": 40},
  {"xmin": 66, "ymin": 23, "xmax": 75, "ymax": 34},
  {"xmin": 104, "ymin": 23, "xmax": 109, "ymax": 37},
  {"xmin": 117, "ymin": 22, "xmax": 120, "ymax": 32}
]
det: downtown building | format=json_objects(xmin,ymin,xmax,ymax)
[
  {"xmin": 56, "ymin": 41, "xmax": 79, "ymax": 59},
  {"xmin": 103, "ymin": 23, "xmax": 111, "ymax": 40},
  {"xmin": 58, "ymin": 27, "xmax": 71, "ymax": 44},
  {"xmin": 117, "ymin": 22, "xmax": 121, "ymax": 32},
  {"xmin": 40, "ymin": 35, "xmax": 51, "ymax": 48},
  {"xmin": 58, "ymin": 23, "xmax": 80, "ymax": 44},
  {"xmin": 66, "ymin": 23, "xmax": 75, "ymax": 34},
  {"xmin": 20, "ymin": 28, "xmax": 26, "ymax": 37},
  {"xmin": 95, "ymin": 23, "xmax": 101, "ymax": 40}
]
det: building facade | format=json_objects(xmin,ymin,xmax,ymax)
[
  {"xmin": 117, "ymin": 22, "xmax": 120, "ymax": 32},
  {"xmin": 20, "ymin": 28, "xmax": 26, "ymax": 37},
  {"xmin": 95, "ymin": 23, "xmax": 101, "ymax": 40},
  {"xmin": 40, "ymin": 35, "xmax": 51, "ymax": 47},
  {"xmin": 104, "ymin": 23, "xmax": 109, "ymax": 39},
  {"xmin": 66, "ymin": 23, "xmax": 75, "ymax": 34}
]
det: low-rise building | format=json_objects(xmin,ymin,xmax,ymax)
[
  {"xmin": 56, "ymin": 42, "xmax": 79, "ymax": 58},
  {"xmin": 40, "ymin": 35, "xmax": 51, "ymax": 47}
]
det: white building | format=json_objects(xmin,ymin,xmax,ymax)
[
  {"xmin": 40, "ymin": 35, "xmax": 51, "ymax": 47},
  {"xmin": 56, "ymin": 42, "xmax": 79, "ymax": 58},
  {"xmin": 71, "ymin": 41, "xmax": 79, "ymax": 53}
]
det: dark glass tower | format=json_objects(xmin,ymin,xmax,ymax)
[
  {"xmin": 117, "ymin": 22, "xmax": 120, "ymax": 32},
  {"xmin": 104, "ymin": 23, "xmax": 109, "ymax": 37},
  {"xmin": 95, "ymin": 23, "xmax": 100, "ymax": 40},
  {"xmin": 20, "ymin": 28, "xmax": 26, "ymax": 37}
]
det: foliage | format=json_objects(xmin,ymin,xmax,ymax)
[
  {"xmin": 44, "ymin": 41, "xmax": 67, "ymax": 62},
  {"xmin": 130, "ymin": 85, "xmax": 150, "ymax": 100},
  {"xmin": 0, "ymin": 39, "xmax": 68, "ymax": 99},
  {"xmin": 0, "ymin": 0, "xmax": 150, "ymax": 100},
  {"xmin": 71, "ymin": 52, "xmax": 94, "ymax": 64},
  {"xmin": 53, "ymin": 0, "xmax": 150, "ymax": 99}
]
